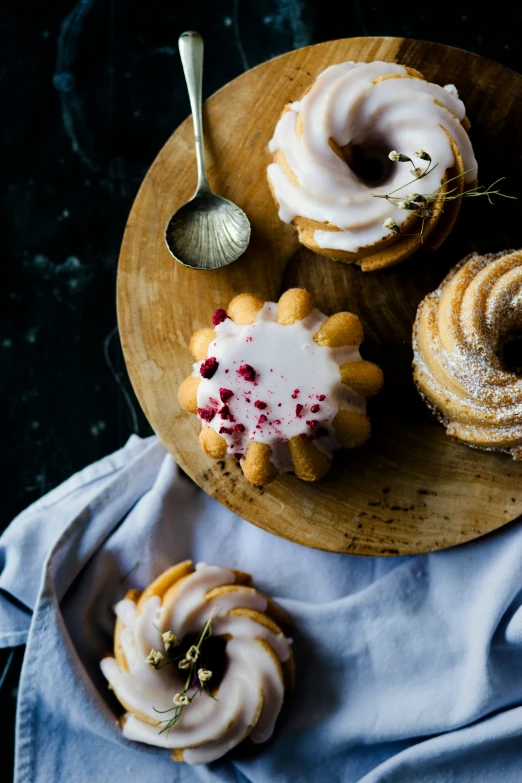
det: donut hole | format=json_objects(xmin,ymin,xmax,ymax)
[
  {"xmin": 175, "ymin": 633, "xmax": 228, "ymax": 690},
  {"xmin": 344, "ymin": 139, "xmax": 395, "ymax": 187},
  {"xmin": 499, "ymin": 333, "xmax": 522, "ymax": 375}
]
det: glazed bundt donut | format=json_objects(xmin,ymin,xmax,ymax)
[
  {"xmin": 267, "ymin": 60, "xmax": 477, "ymax": 271},
  {"xmin": 413, "ymin": 249, "xmax": 522, "ymax": 458},
  {"xmin": 101, "ymin": 561, "xmax": 293, "ymax": 765},
  {"xmin": 178, "ymin": 288, "xmax": 383, "ymax": 486}
]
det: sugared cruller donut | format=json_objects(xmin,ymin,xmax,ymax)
[
  {"xmin": 178, "ymin": 288, "xmax": 383, "ymax": 486},
  {"xmin": 267, "ymin": 61, "xmax": 477, "ymax": 271},
  {"xmin": 100, "ymin": 561, "xmax": 293, "ymax": 765},
  {"xmin": 413, "ymin": 249, "xmax": 522, "ymax": 458}
]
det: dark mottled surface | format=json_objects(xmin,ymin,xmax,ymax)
[{"xmin": 2, "ymin": 0, "xmax": 522, "ymax": 772}]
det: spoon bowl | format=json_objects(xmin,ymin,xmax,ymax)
[
  {"xmin": 165, "ymin": 31, "xmax": 251, "ymax": 270},
  {"xmin": 166, "ymin": 189, "xmax": 251, "ymax": 270}
]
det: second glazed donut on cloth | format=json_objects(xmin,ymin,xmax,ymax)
[
  {"xmin": 100, "ymin": 561, "xmax": 293, "ymax": 765},
  {"xmin": 268, "ymin": 61, "xmax": 477, "ymax": 271},
  {"xmin": 413, "ymin": 249, "xmax": 522, "ymax": 458}
]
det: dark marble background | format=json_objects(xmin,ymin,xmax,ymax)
[{"xmin": 2, "ymin": 0, "xmax": 522, "ymax": 772}]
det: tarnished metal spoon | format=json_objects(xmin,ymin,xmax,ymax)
[{"xmin": 165, "ymin": 31, "xmax": 251, "ymax": 270}]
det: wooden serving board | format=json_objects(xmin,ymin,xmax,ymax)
[{"xmin": 117, "ymin": 37, "xmax": 522, "ymax": 556}]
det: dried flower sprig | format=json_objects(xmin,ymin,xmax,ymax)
[
  {"xmin": 150, "ymin": 607, "xmax": 218, "ymax": 735},
  {"xmin": 378, "ymin": 150, "xmax": 516, "ymax": 239}
]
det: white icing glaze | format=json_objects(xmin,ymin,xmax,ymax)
[
  {"xmin": 100, "ymin": 563, "xmax": 292, "ymax": 765},
  {"xmin": 267, "ymin": 61, "xmax": 477, "ymax": 253},
  {"xmin": 195, "ymin": 303, "xmax": 365, "ymax": 471}
]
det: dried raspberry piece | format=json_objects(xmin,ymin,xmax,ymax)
[
  {"xmin": 219, "ymin": 426, "xmax": 233, "ymax": 435},
  {"xmin": 212, "ymin": 309, "xmax": 229, "ymax": 326},
  {"xmin": 295, "ymin": 404, "xmax": 303, "ymax": 418},
  {"xmin": 219, "ymin": 388, "xmax": 234, "ymax": 403},
  {"xmin": 257, "ymin": 414, "xmax": 268, "ymax": 424},
  {"xmin": 219, "ymin": 405, "xmax": 235, "ymax": 421},
  {"xmin": 311, "ymin": 404, "xmax": 320, "ymax": 413},
  {"xmin": 200, "ymin": 357, "xmax": 219, "ymax": 379},
  {"xmin": 306, "ymin": 419, "xmax": 319, "ymax": 429},
  {"xmin": 237, "ymin": 364, "xmax": 256, "ymax": 382},
  {"xmin": 254, "ymin": 400, "xmax": 267, "ymax": 410},
  {"xmin": 197, "ymin": 407, "xmax": 215, "ymax": 423},
  {"xmin": 317, "ymin": 394, "xmax": 326, "ymax": 401},
  {"xmin": 234, "ymin": 423, "xmax": 245, "ymax": 433}
]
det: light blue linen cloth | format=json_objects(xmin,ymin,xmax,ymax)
[{"xmin": 2, "ymin": 434, "xmax": 522, "ymax": 782}]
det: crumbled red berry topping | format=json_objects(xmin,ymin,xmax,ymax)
[
  {"xmin": 311, "ymin": 404, "xmax": 320, "ymax": 413},
  {"xmin": 200, "ymin": 357, "xmax": 219, "ymax": 379},
  {"xmin": 258, "ymin": 414, "xmax": 268, "ymax": 424},
  {"xmin": 295, "ymin": 404, "xmax": 304, "ymax": 418},
  {"xmin": 197, "ymin": 407, "xmax": 215, "ymax": 423},
  {"xmin": 212, "ymin": 309, "xmax": 229, "ymax": 326},
  {"xmin": 237, "ymin": 364, "xmax": 256, "ymax": 382},
  {"xmin": 291, "ymin": 388, "xmax": 300, "ymax": 399},
  {"xmin": 254, "ymin": 400, "xmax": 267, "ymax": 410},
  {"xmin": 219, "ymin": 426, "xmax": 233, "ymax": 435},
  {"xmin": 306, "ymin": 419, "xmax": 319, "ymax": 429},
  {"xmin": 219, "ymin": 388, "xmax": 234, "ymax": 403},
  {"xmin": 219, "ymin": 405, "xmax": 234, "ymax": 421},
  {"xmin": 317, "ymin": 394, "xmax": 326, "ymax": 401},
  {"xmin": 234, "ymin": 423, "xmax": 245, "ymax": 433}
]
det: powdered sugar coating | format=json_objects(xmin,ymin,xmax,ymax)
[
  {"xmin": 195, "ymin": 303, "xmax": 365, "ymax": 471},
  {"xmin": 413, "ymin": 249, "xmax": 522, "ymax": 458}
]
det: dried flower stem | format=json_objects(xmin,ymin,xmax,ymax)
[
  {"xmin": 376, "ymin": 151, "xmax": 516, "ymax": 240},
  {"xmin": 152, "ymin": 606, "xmax": 218, "ymax": 735}
]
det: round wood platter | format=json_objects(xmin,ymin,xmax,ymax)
[{"xmin": 117, "ymin": 37, "xmax": 522, "ymax": 556}]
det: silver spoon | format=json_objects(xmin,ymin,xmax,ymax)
[{"xmin": 165, "ymin": 31, "xmax": 251, "ymax": 270}]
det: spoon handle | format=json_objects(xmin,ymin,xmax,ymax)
[{"xmin": 178, "ymin": 31, "xmax": 209, "ymax": 192}]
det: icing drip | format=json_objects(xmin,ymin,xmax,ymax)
[
  {"xmin": 267, "ymin": 61, "xmax": 477, "ymax": 253},
  {"xmin": 100, "ymin": 563, "xmax": 292, "ymax": 765},
  {"xmin": 195, "ymin": 302, "xmax": 365, "ymax": 471}
]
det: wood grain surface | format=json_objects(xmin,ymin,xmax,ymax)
[{"xmin": 117, "ymin": 37, "xmax": 522, "ymax": 555}]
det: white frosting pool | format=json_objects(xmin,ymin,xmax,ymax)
[{"xmin": 195, "ymin": 302, "xmax": 365, "ymax": 471}]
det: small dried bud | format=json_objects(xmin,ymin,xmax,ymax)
[
  {"xmin": 198, "ymin": 668, "xmax": 212, "ymax": 683},
  {"xmin": 411, "ymin": 167, "xmax": 423, "ymax": 178},
  {"xmin": 397, "ymin": 201, "xmax": 408, "ymax": 210},
  {"xmin": 389, "ymin": 150, "xmax": 409, "ymax": 162},
  {"xmin": 178, "ymin": 657, "xmax": 191, "ymax": 670},
  {"xmin": 186, "ymin": 645, "xmax": 200, "ymax": 663},
  {"xmin": 414, "ymin": 149, "xmax": 431, "ymax": 161},
  {"xmin": 173, "ymin": 693, "xmax": 189, "ymax": 706},
  {"xmin": 145, "ymin": 649, "xmax": 164, "ymax": 668},
  {"xmin": 383, "ymin": 218, "xmax": 400, "ymax": 234},
  {"xmin": 162, "ymin": 630, "xmax": 178, "ymax": 651}
]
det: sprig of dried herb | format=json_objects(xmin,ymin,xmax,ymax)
[
  {"xmin": 376, "ymin": 150, "xmax": 516, "ymax": 239},
  {"xmin": 145, "ymin": 607, "xmax": 217, "ymax": 735}
]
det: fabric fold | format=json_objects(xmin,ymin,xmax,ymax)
[{"xmin": 2, "ymin": 435, "xmax": 522, "ymax": 782}]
